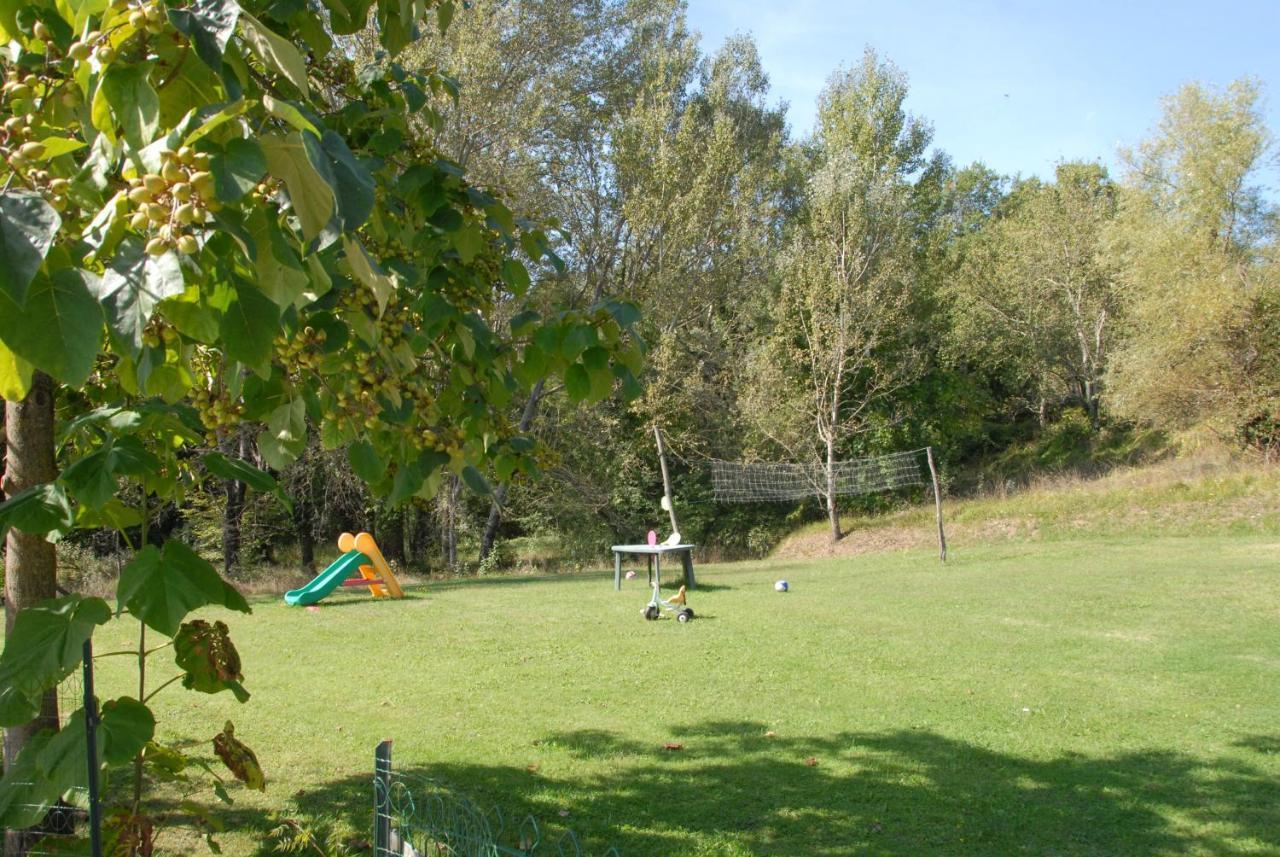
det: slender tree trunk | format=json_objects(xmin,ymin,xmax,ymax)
[
  {"xmin": 294, "ymin": 497, "xmax": 315, "ymax": 572},
  {"xmin": 653, "ymin": 424, "xmax": 680, "ymax": 537},
  {"xmin": 825, "ymin": 434, "xmax": 841, "ymax": 542},
  {"xmin": 1085, "ymin": 379, "xmax": 1100, "ymax": 430},
  {"xmin": 409, "ymin": 502, "xmax": 433, "ymax": 567},
  {"xmin": 378, "ymin": 505, "xmax": 405, "ymax": 564},
  {"xmin": 219, "ymin": 427, "xmax": 249, "ymax": 575},
  {"xmin": 479, "ymin": 380, "xmax": 544, "ymax": 562},
  {"xmin": 3, "ymin": 372, "xmax": 60, "ymax": 857},
  {"xmin": 440, "ymin": 475, "xmax": 459, "ymax": 570}
]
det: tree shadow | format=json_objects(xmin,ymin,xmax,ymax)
[{"xmin": 211, "ymin": 721, "xmax": 1280, "ymax": 856}]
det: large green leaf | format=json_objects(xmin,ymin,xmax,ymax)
[
  {"xmin": 319, "ymin": 131, "xmax": 375, "ymax": 230},
  {"xmin": 0, "ymin": 733, "xmax": 59, "ymax": 829},
  {"xmin": 564, "ymin": 363, "xmax": 590, "ymax": 402},
  {"xmin": 219, "ymin": 279, "xmax": 280, "ymax": 376},
  {"xmin": 460, "ymin": 464, "xmax": 491, "ymax": 496},
  {"xmin": 0, "ymin": 595, "xmax": 111, "ymax": 727},
  {"xmin": 248, "ymin": 210, "xmax": 309, "ymax": 307},
  {"xmin": 36, "ymin": 709, "xmax": 93, "ymax": 796},
  {"xmin": 31, "ymin": 698, "xmax": 154, "ymax": 804},
  {"xmin": 347, "ymin": 440, "xmax": 385, "ymax": 485},
  {"xmin": 261, "ymin": 132, "xmax": 336, "ymax": 242},
  {"xmin": 117, "ymin": 541, "xmax": 250, "ymax": 637},
  {"xmin": 238, "ymin": 11, "xmax": 309, "ymax": 95},
  {"xmin": 0, "ymin": 482, "xmax": 74, "ymax": 541},
  {"xmin": 0, "ymin": 192, "xmax": 60, "ymax": 306},
  {"xmin": 168, "ymin": 0, "xmax": 241, "ymax": 69},
  {"xmin": 98, "ymin": 697, "xmax": 157, "ymax": 765},
  {"xmin": 95, "ymin": 239, "xmax": 186, "ymax": 353},
  {"xmin": 174, "ymin": 620, "xmax": 249, "ymax": 702},
  {"xmin": 95, "ymin": 63, "xmax": 160, "ymax": 148},
  {"xmin": 257, "ymin": 397, "xmax": 305, "ymax": 469},
  {"xmin": 202, "ymin": 451, "xmax": 292, "ymax": 511},
  {"xmin": 0, "ymin": 269, "xmax": 104, "ymax": 387},
  {"xmin": 320, "ymin": 0, "xmax": 375, "ymax": 34},
  {"xmin": 388, "ymin": 458, "xmax": 423, "ymax": 504},
  {"xmin": 211, "ymin": 137, "xmax": 267, "ymax": 203},
  {"xmin": 61, "ymin": 437, "xmax": 162, "ymax": 508}
]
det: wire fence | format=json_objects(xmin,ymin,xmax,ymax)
[
  {"xmin": 374, "ymin": 742, "xmax": 620, "ymax": 857},
  {"xmin": 3, "ymin": 638, "xmax": 102, "ymax": 857}
]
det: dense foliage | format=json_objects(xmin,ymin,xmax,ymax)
[{"xmin": 0, "ymin": 0, "xmax": 639, "ymax": 849}]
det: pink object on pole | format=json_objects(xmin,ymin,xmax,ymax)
[{"xmin": 647, "ymin": 530, "xmax": 658, "ymax": 546}]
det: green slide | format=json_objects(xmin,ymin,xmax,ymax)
[{"xmin": 284, "ymin": 550, "xmax": 368, "ymax": 606}]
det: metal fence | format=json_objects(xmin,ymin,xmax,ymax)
[
  {"xmin": 374, "ymin": 742, "xmax": 620, "ymax": 857},
  {"xmin": 3, "ymin": 639, "xmax": 103, "ymax": 857}
]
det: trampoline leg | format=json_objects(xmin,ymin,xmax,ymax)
[
  {"xmin": 682, "ymin": 551, "xmax": 696, "ymax": 589},
  {"xmin": 614, "ymin": 552, "xmax": 622, "ymax": 590}
]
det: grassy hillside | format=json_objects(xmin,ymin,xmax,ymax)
[{"xmin": 777, "ymin": 450, "xmax": 1280, "ymax": 560}]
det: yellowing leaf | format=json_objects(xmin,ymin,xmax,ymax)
[
  {"xmin": 342, "ymin": 235, "xmax": 394, "ymax": 316},
  {"xmin": 261, "ymin": 133, "xmax": 335, "ymax": 242},
  {"xmin": 0, "ymin": 339, "xmax": 32, "ymax": 401}
]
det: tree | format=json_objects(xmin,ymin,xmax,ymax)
[
  {"xmin": 1106, "ymin": 79, "xmax": 1279, "ymax": 438},
  {"xmin": 946, "ymin": 162, "xmax": 1120, "ymax": 427},
  {"xmin": 745, "ymin": 49, "xmax": 929, "ymax": 542},
  {"xmin": 0, "ymin": 0, "xmax": 640, "ymax": 851}
]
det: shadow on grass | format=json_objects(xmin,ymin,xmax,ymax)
[{"xmin": 209, "ymin": 721, "xmax": 1280, "ymax": 856}]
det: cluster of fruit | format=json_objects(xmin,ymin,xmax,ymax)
[
  {"xmin": 126, "ymin": 146, "xmax": 217, "ymax": 255},
  {"xmin": 193, "ymin": 387, "xmax": 245, "ymax": 431},
  {"xmin": 272, "ymin": 326, "xmax": 327, "ymax": 372},
  {"xmin": 65, "ymin": 28, "xmax": 116, "ymax": 65},
  {"xmin": 0, "ymin": 112, "xmax": 74, "ymax": 211},
  {"xmin": 140, "ymin": 317, "xmax": 178, "ymax": 349}
]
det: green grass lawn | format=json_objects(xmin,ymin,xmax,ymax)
[{"xmin": 90, "ymin": 535, "xmax": 1280, "ymax": 856}]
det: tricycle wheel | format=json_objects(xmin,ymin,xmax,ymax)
[
  {"xmin": 643, "ymin": 605, "xmax": 660, "ymax": 621},
  {"xmin": 677, "ymin": 608, "xmax": 693, "ymax": 623}
]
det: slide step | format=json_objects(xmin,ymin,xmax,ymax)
[{"xmin": 342, "ymin": 577, "xmax": 385, "ymax": 587}]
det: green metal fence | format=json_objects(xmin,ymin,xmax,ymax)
[{"xmin": 373, "ymin": 742, "xmax": 620, "ymax": 857}]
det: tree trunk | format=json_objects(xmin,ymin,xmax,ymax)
[
  {"xmin": 825, "ymin": 435, "xmax": 841, "ymax": 542},
  {"xmin": 1084, "ymin": 380, "xmax": 1100, "ymax": 430},
  {"xmin": 3, "ymin": 372, "xmax": 60, "ymax": 857},
  {"xmin": 479, "ymin": 380, "xmax": 544, "ymax": 562},
  {"xmin": 294, "ymin": 497, "xmax": 315, "ymax": 572},
  {"xmin": 653, "ymin": 424, "xmax": 680, "ymax": 537},
  {"xmin": 378, "ymin": 505, "xmax": 405, "ymax": 564},
  {"xmin": 219, "ymin": 426, "xmax": 249, "ymax": 575},
  {"xmin": 440, "ymin": 475, "xmax": 459, "ymax": 570},
  {"xmin": 409, "ymin": 502, "xmax": 433, "ymax": 566}
]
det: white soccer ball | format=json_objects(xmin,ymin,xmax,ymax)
[{"xmin": 774, "ymin": 580, "xmax": 789, "ymax": 592}]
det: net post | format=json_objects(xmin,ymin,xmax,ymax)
[
  {"xmin": 83, "ymin": 637, "xmax": 103, "ymax": 857},
  {"xmin": 926, "ymin": 446, "xmax": 947, "ymax": 562},
  {"xmin": 653, "ymin": 424, "xmax": 680, "ymax": 535},
  {"xmin": 374, "ymin": 740, "xmax": 392, "ymax": 856}
]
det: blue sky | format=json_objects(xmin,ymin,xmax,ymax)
[{"xmin": 685, "ymin": 1, "xmax": 1280, "ymax": 185}]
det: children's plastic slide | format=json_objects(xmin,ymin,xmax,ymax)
[
  {"xmin": 283, "ymin": 550, "xmax": 367, "ymax": 606},
  {"xmin": 283, "ymin": 532, "xmax": 405, "ymax": 606}
]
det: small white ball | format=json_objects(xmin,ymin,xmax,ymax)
[{"xmin": 774, "ymin": 580, "xmax": 788, "ymax": 592}]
